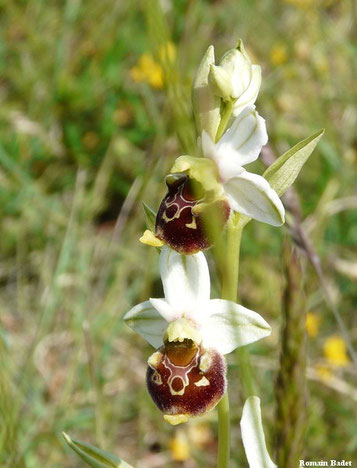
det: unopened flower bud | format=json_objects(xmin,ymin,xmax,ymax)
[
  {"xmin": 146, "ymin": 338, "xmax": 226, "ymax": 425},
  {"xmin": 208, "ymin": 39, "xmax": 262, "ymax": 116}
]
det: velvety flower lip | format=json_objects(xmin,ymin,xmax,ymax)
[
  {"xmin": 201, "ymin": 105, "xmax": 285, "ymax": 227},
  {"xmin": 124, "ymin": 246, "xmax": 271, "ymax": 354}
]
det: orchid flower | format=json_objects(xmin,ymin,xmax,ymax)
[
  {"xmin": 124, "ymin": 246, "xmax": 271, "ymax": 424},
  {"xmin": 201, "ymin": 104, "xmax": 285, "ymax": 227},
  {"xmin": 124, "ymin": 246, "xmax": 271, "ymax": 353}
]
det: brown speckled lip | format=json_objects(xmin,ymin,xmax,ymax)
[
  {"xmin": 155, "ymin": 174, "xmax": 231, "ymax": 254},
  {"xmin": 146, "ymin": 344, "xmax": 226, "ymax": 418}
]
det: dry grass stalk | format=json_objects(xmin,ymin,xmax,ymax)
[{"xmin": 275, "ymin": 243, "xmax": 307, "ymax": 468}]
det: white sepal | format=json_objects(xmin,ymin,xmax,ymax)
[
  {"xmin": 200, "ymin": 299, "xmax": 271, "ymax": 354},
  {"xmin": 192, "ymin": 45, "xmax": 221, "ymax": 140},
  {"xmin": 123, "ymin": 301, "xmax": 168, "ymax": 349},
  {"xmin": 160, "ymin": 246, "xmax": 210, "ymax": 312},
  {"xmin": 224, "ymin": 170, "xmax": 285, "ymax": 226},
  {"xmin": 201, "ymin": 130, "xmax": 245, "ymax": 183},
  {"xmin": 241, "ymin": 397, "xmax": 277, "ymax": 468},
  {"xmin": 216, "ymin": 105, "xmax": 268, "ymax": 171}
]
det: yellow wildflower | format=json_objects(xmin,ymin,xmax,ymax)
[
  {"xmin": 315, "ymin": 364, "xmax": 332, "ymax": 381},
  {"xmin": 270, "ymin": 44, "xmax": 288, "ymax": 66},
  {"xmin": 169, "ymin": 429, "xmax": 190, "ymax": 462},
  {"xmin": 305, "ymin": 312, "xmax": 320, "ymax": 338},
  {"xmin": 323, "ymin": 336, "xmax": 349, "ymax": 367},
  {"xmin": 130, "ymin": 54, "xmax": 164, "ymax": 89}
]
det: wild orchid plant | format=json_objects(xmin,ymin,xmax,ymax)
[{"xmin": 63, "ymin": 40, "xmax": 323, "ymax": 467}]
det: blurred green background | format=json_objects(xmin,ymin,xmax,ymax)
[{"xmin": 0, "ymin": 0, "xmax": 356, "ymax": 466}]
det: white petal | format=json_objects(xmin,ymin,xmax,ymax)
[
  {"xmin": 123, "ymin": 301, "xmax": 168, "ymax": 349},
  {"xmin": 160, "ymin": 246, "xmax": 210, "ymax": 312},
  {"xmin": 241, "ymin": 397, "xmax": 277, "ymax": 468},
  {"xmin": 233, "ymin": 65, "xmax": 262, "ymax": 116},
  {"xmin": 200, "ymin": 299, "xmax": 271, "ymax": 354},
  {"xmin": 217, "ymin": 106, "xmax": 268, "ymax": 169},
  {"xmin": 224, "ymin": 170, "xmax": 285, "ymax": 226}
]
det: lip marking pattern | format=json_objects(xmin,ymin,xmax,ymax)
[
  {"xmin": 161, "ymin": 182, "xmax": 200, "ymax": 229},
  {"xmin": 194, "ymin": 376, "xmax": 210, "ymax": 387},
  {"xmin": 162, "ymin": 353, "xmax": 199, "ymax": 396}
]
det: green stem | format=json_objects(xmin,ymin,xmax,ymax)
[
  {"xmin": 216, "ymin": 214, "xmax": 259, "ymax": 467},
  {"xmin": 216, "ymin": 215, "xmax": 241, "ymax": 468},
  {"xmin": 217, "ymin": 393, "xmax": 230, "ymax": 468},
  {"xmin": 215, "ymin": 101, "xmax": 233, "ymax": 143}
]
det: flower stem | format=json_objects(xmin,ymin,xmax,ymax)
[
  {"xmin": 217, "ymin": 393, "xmax": 230, "ymax": 468},
  {"xmin": 215, "ymin": 101, "xmax": 233, "ymax": 143},
  {"xmin": 216, "ymin": 214, "xmax": 259, "ymax": 467},
  {"xmin": 216, "ymin": 215, "xmax": 242, "ymax": 468}
]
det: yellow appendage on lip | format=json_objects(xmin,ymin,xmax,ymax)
[
  {"xmin": 164, "ymin": 414, "xmax": 190, "ymax": 425},
  {"xmin": 139, "ymin": 230, "xmax": 164, "ymax": 247}
]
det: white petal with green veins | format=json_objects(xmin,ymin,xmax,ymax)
[
  {"xmin": 200, "ymin": 299, "xmax": 271, "ymax": 354},
  {"xmin": 240, "ymin": 397, "xmax": 277, "ymax": 468},
  {"xmin": 224, "ymin": 170, "xmax": 285, "ymax": 226},
  {"xmin": 123, "ymin": 301, "xmax": 168, "ymax": 349}
]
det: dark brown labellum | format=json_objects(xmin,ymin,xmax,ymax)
[
  {"xmin": 146, "ymin": 340, "xmax": 226, "ymax": 421},
  {"xmin": 155, "ymin": 173, "xmax": 231, "ymax": 254}
]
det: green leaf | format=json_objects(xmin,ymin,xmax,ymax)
[
  {"xmin": 142, "ymin": 201, "xmax": 157, "ymax": 232},
  {"xmin": 263, "ymin": 129, "xmax": 325, "ymax": 196},
  {"xmin": 62, "ymin": 432, "xmax": 133, "ymax": 468}
]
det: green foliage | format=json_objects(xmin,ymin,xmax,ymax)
[
  {"xmin": 264, "ymin": 129, "xmax": 325, "ymax": 196},
  {"xmin": 62, "ymin": 432, "xmax": 133, "ymax": 468},
  {"xmin": 142, "ymin": 201, "xmax": 157, "ymax": 231}
]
